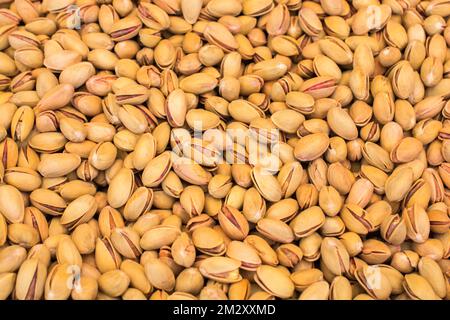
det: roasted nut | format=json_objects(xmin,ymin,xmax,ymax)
[{"xmin": 0, "ymin": 0, "xmax": 446, "ymax": 301}]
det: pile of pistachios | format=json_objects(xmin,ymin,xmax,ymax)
[{"xmin": 0, "ymin": 0, "xmax": 449, "ymax": 300}]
